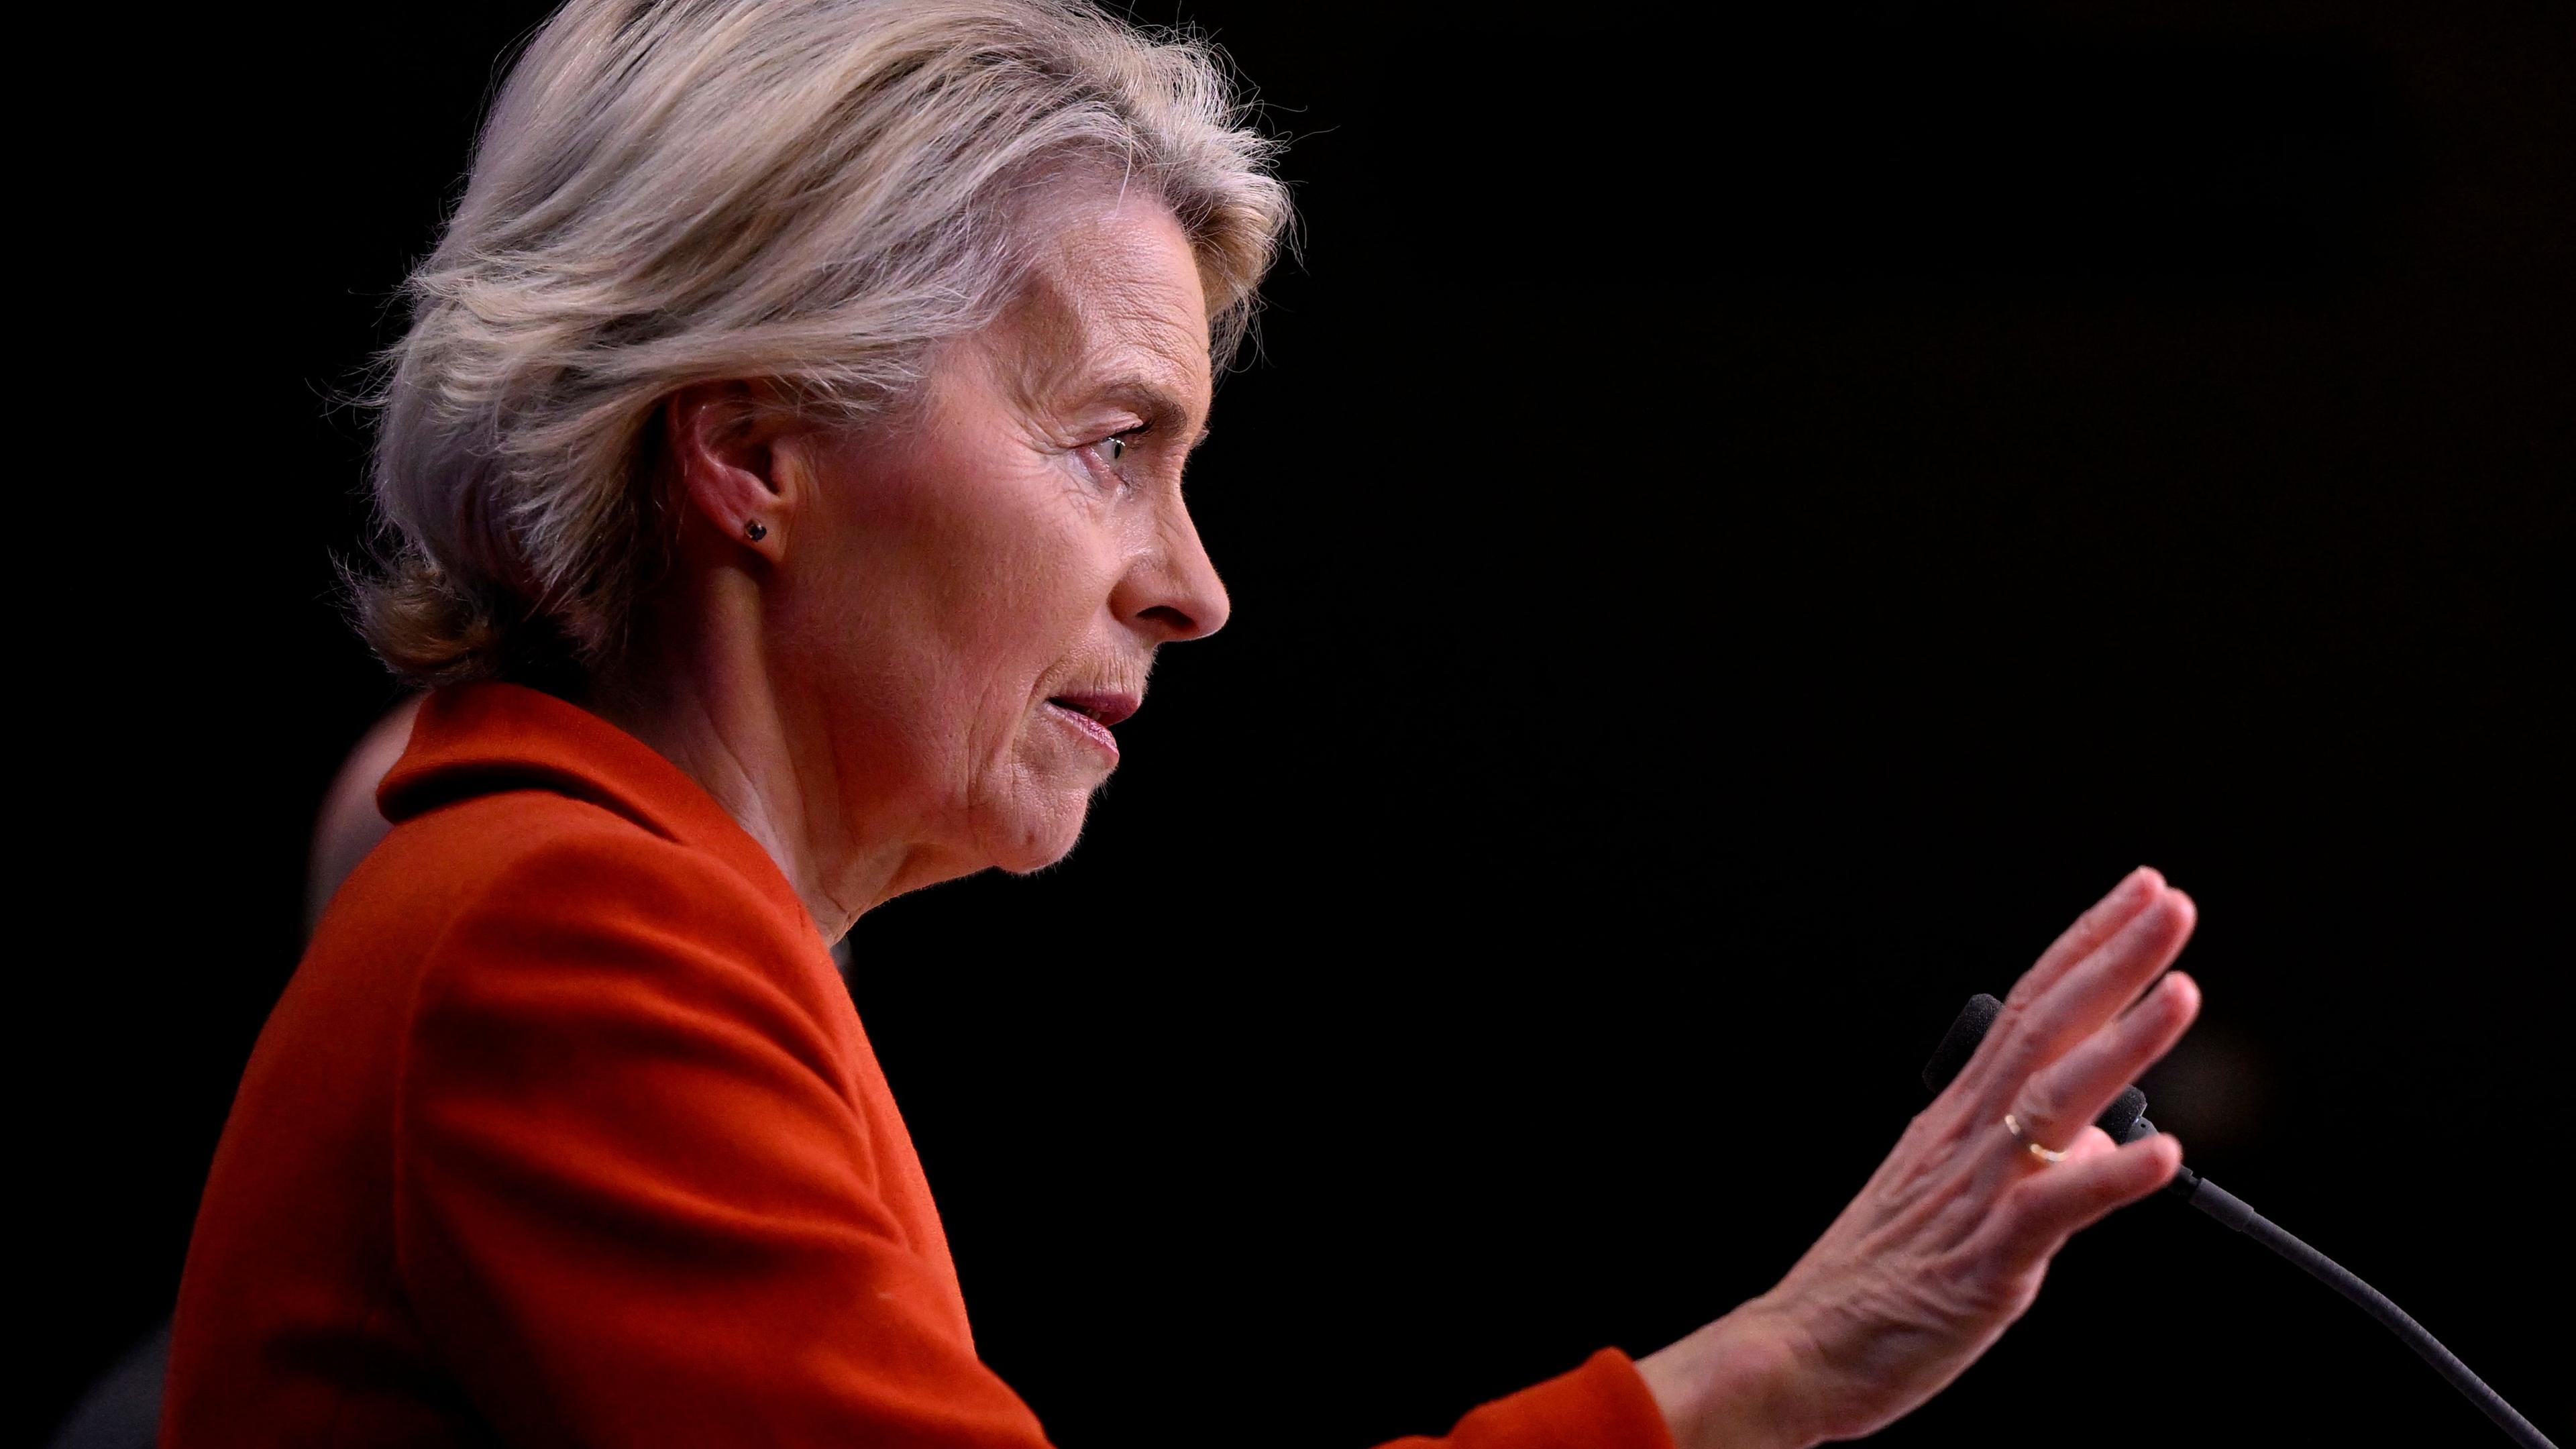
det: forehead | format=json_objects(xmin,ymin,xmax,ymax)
[{"xmin": 997, "ymin": 194, "xmax": 1214, "ymax": 410}]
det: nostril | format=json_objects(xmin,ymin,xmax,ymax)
[{"xmin": 1136, "ymin": 604, "xmax": 1197, "ymax": 635}]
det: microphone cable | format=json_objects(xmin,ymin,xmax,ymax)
[{"xmin": 1925, "ymin": 993, "xmax": 2558, "ymax": 1449}]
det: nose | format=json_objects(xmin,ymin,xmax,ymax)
[{"xmin": 1114, "ymin": 499, "xmax": 1230, "ymax": 644}]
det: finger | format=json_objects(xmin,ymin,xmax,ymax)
[
  {"xmin": 1974, "ymin": 888, "xmax": 2197, "ymax": 1108},
  {"xmin": 2058, "ymin": 1124, "xmax": 2120, "ymax": 1165},
  {"xmin": 2022, "ymin": 890, "xmax": 2196, "ymax": 1061},
  {"xmin": 2000, "ymin": 1132, "xmax": 2184, "ymax": 1258},
  {"xmin": 1949, "ymin": 869, "xmax": 2163, "ymax": 1101},
  {"xmin": 2012, "ymin": 971, "xmax": 2200, "ymax": 1150},
  {"xmin": 2011, "ymin": 867, "xmax": 2165, "ymax": 1007},
  {"xmin": 1986, "ymin": 1120, "xmax": 2114, "ymax": 1185}
]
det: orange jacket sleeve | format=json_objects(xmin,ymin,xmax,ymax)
[
  {"xmin": 1382, "ymin": 1350, "xmax": 1675, "ymax": 1448},
  {"xmin": 392, "ymin": 829, "xmax": 1670, "ymax": 1449}
]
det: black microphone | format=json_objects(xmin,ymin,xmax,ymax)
[{"xmin": 1924, "ymin": 993, "xmax": 2557, "ymax": 1449}]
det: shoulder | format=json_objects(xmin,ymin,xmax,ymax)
[
  {"xmin": 337, "ymin": 681, "xmax": 832, "ymax": 990},
  {"xmin": 340, "ymin": 786, "xmax": 801, "ymax": 958},
  {"xmin": 416, "ymin": 790, "xmax": 833, "ymax": 1004},
  {"xmin": 323, "ymin": 787, "xmax": 849, "ymax": 1079},
  {"xmin": 418, "ymin": 790, "xmax": 780, "ymax": 930},
  {"xmin": 378, "ymin": 789, "xmax": 865, "ymax": 1196}
]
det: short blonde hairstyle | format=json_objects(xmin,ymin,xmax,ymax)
[{"xmin": 358, "ymin": 0, "xmax": 1289, "ymax": 684}]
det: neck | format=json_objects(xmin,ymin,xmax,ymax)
[{"xmin": 587, "ymin": 576, "xmax": 924, "ymax": 945}]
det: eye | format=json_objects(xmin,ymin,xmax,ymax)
[
  {"xmin": 1101, "ymin": 425, "xmax": 1147, "ymax": 464},
  {"xmin": 1085, "ymin": 425, "xmax": 1147, "ymax": 485}
]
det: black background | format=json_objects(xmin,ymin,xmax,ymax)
[{"xmin": 30, "ymin": 2, "xmax": 2572, "ymax": 1445}]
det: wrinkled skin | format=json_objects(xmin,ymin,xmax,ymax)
[
  {"xmin": 1640, "ymin": 867, "xmax": 2201, "ymax": 1446},
  {"xmin": 601, "ymin": 191, "xmax": 1227, "ymax": 939}
]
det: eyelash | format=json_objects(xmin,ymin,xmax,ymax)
[{"xmin": 1090, "ymin": 425, "xmax": 1149, "ymax": 482}]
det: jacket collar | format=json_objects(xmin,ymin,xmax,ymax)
[{"xmin": 380, "ymin": 682, "xmax": 814, "ymax": 930}]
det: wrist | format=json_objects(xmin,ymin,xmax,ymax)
[{"xmin": 1636, "ymin": 1295, "xmax": 1819, "ymax": 1449}]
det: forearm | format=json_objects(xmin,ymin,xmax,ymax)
[{"xmin": 1635, "ymin": 1297, "xmax": 1820, "ymax": 1449}]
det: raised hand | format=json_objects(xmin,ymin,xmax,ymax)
[{"xmin": 1641, "ymin": 867, "xmax": 2202, "ymax": 1448}]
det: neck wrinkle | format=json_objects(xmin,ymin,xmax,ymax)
[{"xmin": 589, "ymin": 579, "xmax": 908, "ymax": 947}]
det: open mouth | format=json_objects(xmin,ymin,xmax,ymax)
[
  {"xmin": 1045, "ymin": 692, "xmax": 1138, "ymax": 729},
  {"xmin": 1043, "ymin": 692, "xmax": 1134, "ymax": 757}
]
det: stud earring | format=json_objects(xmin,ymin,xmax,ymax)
[{"xmin": 743, "ymin": 519, "xmax": 767, "ymax": 542}]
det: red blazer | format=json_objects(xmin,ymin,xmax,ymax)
[{"xmin": 166, "ymin": 683, "xmax": 1672, "ymax": 1448}]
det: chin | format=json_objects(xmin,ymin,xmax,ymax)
[{"xmin": 982, "ymin": 790, "xmax": 1096, "ymax": 875}]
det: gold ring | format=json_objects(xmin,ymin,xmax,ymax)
[{"xmin": 2004, "ymin": 1113, "xmax": 2068, "ymax": 1164}]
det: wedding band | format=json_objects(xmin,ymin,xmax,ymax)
[{"xmin": 2004, "ymin": 1113, "xmax": 2068, "ymax": 1164}]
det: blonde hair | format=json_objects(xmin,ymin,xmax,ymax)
[{"xmin": 358, "ymin": 0, "xmax": 1289, "ymax": 685}]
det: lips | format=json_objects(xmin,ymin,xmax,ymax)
[
  {"xmin": 1043, "ymin": 691, "xmax": 1137, "ymax": 759},
  {"xmin": 1044, "ymin": 692, "xmax": 1138, "ymax": 728}
]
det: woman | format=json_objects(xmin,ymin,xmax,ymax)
[{"xmin": 166, "ymin": 2, "xmax": 2204, "ymax": 1445}]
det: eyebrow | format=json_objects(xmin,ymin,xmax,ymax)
[{"xmin": 1091, "ymin": 369, "xmax": 1208, "ymax": 442}]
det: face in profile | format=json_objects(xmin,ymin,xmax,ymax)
[{"xmin": 767, "ymin": 195, "xmax": 1230, "ymax": 880}]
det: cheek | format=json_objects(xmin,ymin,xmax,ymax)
[
  {"xmin": 786, "ymin": 406, "xmax": 1130, "ymax": 871},
  {"xmin": 814, "ymin": 460, "xmax": 1113, "ymax": 765},
  {"xmin": 961, "ymin": 547, "xmax": 1124, "ymax": 871},
  {"xmin": 957, "ymin": 524, "xmax": 1105, "ymax": 710}
]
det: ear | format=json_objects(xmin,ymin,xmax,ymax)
[{"xmin": 663, "ymin": 381, "xmax": 804, "ymax": 559}]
